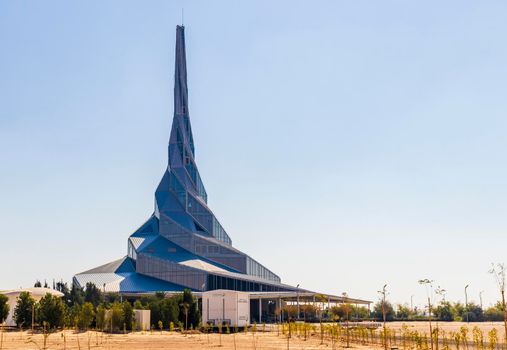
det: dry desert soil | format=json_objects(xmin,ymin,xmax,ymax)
[{"xmin": 2, "ymin": 321, "xmax": 506, "ymax": 350}]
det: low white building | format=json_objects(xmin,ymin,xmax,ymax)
[
  {"xmin": 134, "ymin": 309, "xmax": 150, "ymax": 331},
  {"xmin": 201, "ymin": 290, "xmax": 249, "ymax": 327},
  {"xmin": 0, "ymin": 288, "xmax": 64, "ymax": 327}
]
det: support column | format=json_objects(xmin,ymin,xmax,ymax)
[
  {"xmin": 258, "ymin": 298, "xmax": 262, "ymax": 323},
  {"xmin": 313, "ymin": 295, "xmax": 317, "ymax": 319},
  {"xmin": 278, "ymin": 298, "xmax": 282, "ymax": 323},
  {"xmin": 297, "ymin": 290, "xmax": 300, "ymax": 320}
]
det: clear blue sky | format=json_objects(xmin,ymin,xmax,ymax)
[{"xmin": 1, "ymin": 1, "xmax": 507, "ymax": 308}]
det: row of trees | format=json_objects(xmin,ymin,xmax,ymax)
[
  {"xmin": 282, "ymin": 301, "xmax": 505, "ymax": 323},
  {"xmin": 10, "ymin": 291, "xmax": 126, "ymax": 331},
  {"xmin": 8, "ymin": 281, "xmax": 199, "ymax": 332},
  {"xmin": 368, "ymin": 300, "xmax": 506, "ymax": 322},
  {"xmin": 279, "ymin": 300, "xmax": 505, "ymax": 323}
]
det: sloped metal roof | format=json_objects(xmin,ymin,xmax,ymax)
[{"xmin": 74, "ymin": 256, "xmax": 192, "ymax": 293}]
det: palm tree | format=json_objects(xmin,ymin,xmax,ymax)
[{"xmin": 180, "ymin": 302, "xmax": 189, "ymax": 331}]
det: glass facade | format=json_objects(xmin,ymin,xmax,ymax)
[
  {"xmin": 207, "ymin": 274, "xmax": 285, "ymax": 292},
  {"xmin": 212, "ymin": 217, "xmax": 232, "ymax": 245},
  {"xmin": 246, "ymin": 257, "xmax": 280, "ymax": 282},
  {"xmin": 168, "ymin": 172, "xmax": 186, "ymax": 207},
  {"xmin": 127, "ymin": 240, "xmax": 137, "ymax": 260}
]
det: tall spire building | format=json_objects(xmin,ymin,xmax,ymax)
[{"xmin": 74, "ymin": 26, "xmax": 297, "ymax": 293}]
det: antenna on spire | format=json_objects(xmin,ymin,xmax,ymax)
[{"xmin": 182, "ymin": 8, "xmax": 184, "ymax": 25}]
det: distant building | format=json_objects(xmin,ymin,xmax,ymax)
[
  {"xmin": 72, "ymin": 27, "xmax": 371, "ymax": 317},
  {"xmin": 0, "ymin": 288, "xmax": 63, "ymax": 327},
  {"xmin": 74, "ymin": 25, "xmax": 295, "ymax": 294}
]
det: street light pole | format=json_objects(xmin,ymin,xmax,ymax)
[
  {"xmin": 296, "ymin": 284, "xmax": 300, "ymax": 321},
  {"xmin": 479, "ymin": 291, "xmax": 484, "ymax": 310},
  {"xmin": 465, "ymin": 284, "xmax": 470, "ymax": 323},
  {"xmin": 31, "ymin": 304, "xmax": 34, "ymax": 335},
  {"xmin": 342, "ymin": 292, "xmax": 350, "ymax": 348},
  {"xmin": 378, "ymin": 284, "xmax": 388, "ymax": 350},
  {"xmin": 418, "ymin": 279, "xmax": 434, "ymax": 350}
]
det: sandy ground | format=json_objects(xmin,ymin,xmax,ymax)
[
  {"xmin": 387, "ymin": 321, "xmax": 507, "ymax": 335},
  {"xmin": 0, "ymin": 329, "xmax": 370, "ymax": 350},
  {"xmin": 1, "ymin": 322, "xmax": 507, "ymax": 350}
]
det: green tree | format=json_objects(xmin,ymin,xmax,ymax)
[
  {"xmin": 34, "ymin": 280, "xmax": 42, "ymax": 288},
  {"xmin": 69, "ymin": 305, "xmax": 81, "ymax": 328},
  {"xmin": 372, "ymin": 300, "xmax": 395, "ymax": 321},
  {"xmin": 37, "ymin": 293, "xmax": 66, "ymax": 330},
  {"xmin": 107, "ymin": 302, "xmax": 124, "ymax": 332},
  {"xmin": 396, "ymin": 304, "xmax": 415, "ymax": 320},
  {"xmin": 434, "ymin": 301, "xmax": 454, "ymax": 321},
  {"xmin": 329, "ymin": 304, "xmax": 348, "ymax": 320},
  {"xmin": 155, "ymin": 292, "xmax": 166, "ymax": 299},
  {"xmin": 461, "ymin": 302, "xmax": 483, "ymax": 322},
  {"xmin": 148, "ymin": 295, "xmax": 179, "ymax": 328},
  {"xmin": 84, "ymin": 283, "xmax": 103, "ymax": 307},
  {"xmin": 177, "ymin": 289, "xmax": 199, "ymax": 329},
  {"xmin": 0, "ymin": 294, "xmax": 9, "ymax": 324},
  {"xmin": 55, "ymin": 282, "xmax": 72, "ymax": 306},
  {"xmin": 69, "ymin": 283, "xmax": 84, "ymax": 307},
  {"xmin": 453, "ymin": 302, "xmax": 465, "ymax": 321},
  {"xmin": 77, "ymin": 302, "xmax": 95, "ymax": 330},
  {"xmin": 148, "ymin": 299, "xmax": 162, "ymax": 327},
  {"xmin": 162, "ymin": 298, "xmax": 179, "ymax": 325},
  {"xmin": 351, "ymin": 305, "xmax": 370, "ymax": 320},
  {"xmin": 96, "ymin": 305, "xmax": 107, "ymax": 330},
  {"xmin": 122, "ymin": 302, "xmax": 134, "ymax": 331},
  {"xmin": 13, "ymin": 291, "xmax": 35, "ymax": 328},
  {"xmin": 133, "ymin": 300, "xmax": 144, "ymax": 310},
  {"xmin": 299, "ymin": 304, "xmax": 318, "ymax": 321},
  {"xmin": 104, "ymin": 293, "xmax": 121, "ymax": 304},
  {"xmin": 484, "ymin": 302, "xmax": 504, "ymax": 322}
]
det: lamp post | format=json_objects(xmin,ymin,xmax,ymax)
[
  {"xmin": 378, "ymin": 284, "xmax": 388, "ymax": 350},
  {"xmin": 296, "ymin": 284, "xmax": 300, "ymax": 321},
  {"xmin": 465, "ymin": 284, "xmax": 469, "ymax": 323},
  {"xmin": 342, "ymin": 292, "xmax": 350, "ymax": 348},
  {"xmin": 435, "ymin": 286, "xmax": 447, "ymax": 350},
  {"xmin": 418, "ymin": 279, "xmax": 434, "ymax": 350},
  {"xmin": 479, "ymin": 291, "xmax": 484, "ymax": 310},
  {"xmin": 31, "ymin": 303, "xmax": 34, "ymax": 335}
]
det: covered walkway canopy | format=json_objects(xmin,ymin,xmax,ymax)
[{"xmin": 248, "ymin": 291, "xmax": 371, "ymax": 305}]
